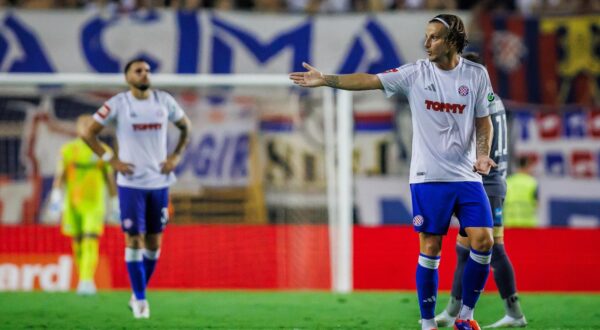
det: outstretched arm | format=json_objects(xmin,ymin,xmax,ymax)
[
  {"xmin": 289, "ymin": 62, "xmax": 383, "ymax": 91},
  {"xmin": 473, "ymin": 115, "xmax": 497, "ymax": 175}
]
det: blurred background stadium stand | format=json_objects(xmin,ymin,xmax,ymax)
[{"xmin": 0, "ymin": 1, "xmax": 599, "ymax": 292}]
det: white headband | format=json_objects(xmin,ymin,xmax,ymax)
[{"xmin": 433, "ymin": 17, "xmax": 450, "ymax": 29}]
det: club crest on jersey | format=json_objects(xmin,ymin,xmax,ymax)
[
  {"xmin": 413, "ymin": 215, "xmax": 424, "ymax": 226},
  {"xmin": 458, "ymin": 85, "xmax": 469, "ymax": 96}
]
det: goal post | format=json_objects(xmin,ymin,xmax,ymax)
[
  {"xmin": 333, "ymin": 89, "xmax": 354, "ymax": 293},
  {"xmin": 0, "ymin": 73, "xmax": 354, "ymax": 292}
]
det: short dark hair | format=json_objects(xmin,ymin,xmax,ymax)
[
  {"xmin": 123, "ymin": 58, "xmax": 148, "ymax": 74},
  {"xmin": 462, "ymin": 52, "xmax": 484, "ymax": 65},
  {"xmin": 429, "ymin": 14, "xmax": 469, "ymax": 54},
  {"xmin": 517, "ymin": 155, "xmax": 530, "ymax": 168}
]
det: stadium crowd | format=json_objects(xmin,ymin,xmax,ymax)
[{"xmin": 1, "ymin": 0, "xmax": 597, "ymax": 15}]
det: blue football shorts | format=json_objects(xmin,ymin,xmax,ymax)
[
  {"xmin": 410, "ymin": 181, "xmax": 493, "ymax": 235},
  {"xmin": 118, "ymin": 186, "xmax": 169, "ymax": 235}
]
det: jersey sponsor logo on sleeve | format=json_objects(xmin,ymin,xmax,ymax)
[
  {"xmin": 413, "ymin": 215, "xmax": 424, "ymax": 226},
  {"xmin": 424, "ymin": 100, "xmax": 466, "ymax": 114},
  {"xmin": 382, "ymin": 68, "xmax": 398, "ymax": 73},
  {"xmin": 487, "ymin": 92, "xmax": 495, "ymax": 102},
  {"xmin": 458, "ymin": 85, "xmax": 469, "ymax": 96},
  {"xmin": 132, "ymin": 123, "xmax": 162, "ymax": 131},
  {"xmin": 96, "ymin": 104, "xmax": 111, "ymax": 119}
]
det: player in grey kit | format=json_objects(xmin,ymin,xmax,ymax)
[{"xmin": 435, "ymin": 52, "xmax": 527, "ymax": 328}]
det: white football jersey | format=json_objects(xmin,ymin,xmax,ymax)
[
  {"xmin": 93, "ymin": 90, "xmax": 185, "ymax": 189},
  {"xmin": 377, "ymin": 57, "xmax": 495, "ymax": 183}
]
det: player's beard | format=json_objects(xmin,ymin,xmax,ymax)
[{"xmin": 136, "ymin": 83, "xmax": 150, "ymax": 91}]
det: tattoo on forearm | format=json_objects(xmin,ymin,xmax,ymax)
[
  {"xmin": 476, "ymin": 124, "xmax": 491, "ymax": 157},
  {"xmin": 174, "ymin": 123, "xmax": 189, "ymax": 154},
  {"xmin": 323, "ymin": 75, "xmax": 340, "ymax": 88}
]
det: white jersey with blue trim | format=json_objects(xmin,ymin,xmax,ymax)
[
  {"xmin": 93, "ymin": 90, "xmax": 185, "ymax": 189},
  {"xmin": 377, "ymin": 57, "xmax": 495, "ymax": 183}
]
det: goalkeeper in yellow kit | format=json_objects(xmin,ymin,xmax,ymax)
[{"xmin": 48, "ymin": 114, "xmax": 119, "ymax": 295}]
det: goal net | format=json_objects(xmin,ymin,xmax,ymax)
[{"xmin": 0, "ymin": 74, "xmax": 352, "ymax": 292}]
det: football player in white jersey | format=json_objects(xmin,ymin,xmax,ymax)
[
  {"xmin": 83, "ymin": 59, "xmax": 191, "ymax": 319},
  {"xmin": 434, "ymin": 53, "xmax": 527, "ymax": 329},
  {"xmin": 290, "ymin": 14, "xmax": 495, "ymax": 330}
]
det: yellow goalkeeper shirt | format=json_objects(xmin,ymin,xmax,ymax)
[{"xmin": 60, "ymin": 139, "xmax": 112, "ymax": 212}]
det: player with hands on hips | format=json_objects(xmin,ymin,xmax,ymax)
[{"xmin": 82, "ymin": 58, "xmax": 191, "ymax": 319}]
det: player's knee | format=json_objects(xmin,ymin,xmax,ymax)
[
  {"xmin": 126, "ymin": 234, "xmax": 145, "ymax": 249},
  {"xmin": 419, "ymin": 233, "xmax": 442, "ymax": 256},
  {"xmin": 470, "ymin": 232, "xmax": 493, "ymax": 252},
  {"xmin": 473, "ymin": 240, "xmax": 493, "ymax": 252},
  {"xmin": 420, "ymin": 240, "xmax": 442, "ymax": 256},
  {"xmin": 145, "ymin": 239, "xmax": 161, "ymax": 250},
  {"xmin": 144, "ymin": 234, "xmax": 162, "ymax": 250}
]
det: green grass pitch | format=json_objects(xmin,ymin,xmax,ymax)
[{"xmin": 1, "ymin": 291, "xmax": 599, "ymax": 329}]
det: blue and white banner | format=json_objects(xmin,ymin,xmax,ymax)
[
  {"xmin": 510, "ymin": 107, "xmax": 600, "ymax": 178},
  {"xmin": 538, "ymin": 177, "xmax": 600, "ymax": 227},
  {"xmin": 0, "ymin": 10, "xmax": 469, "ymax": 74}
]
